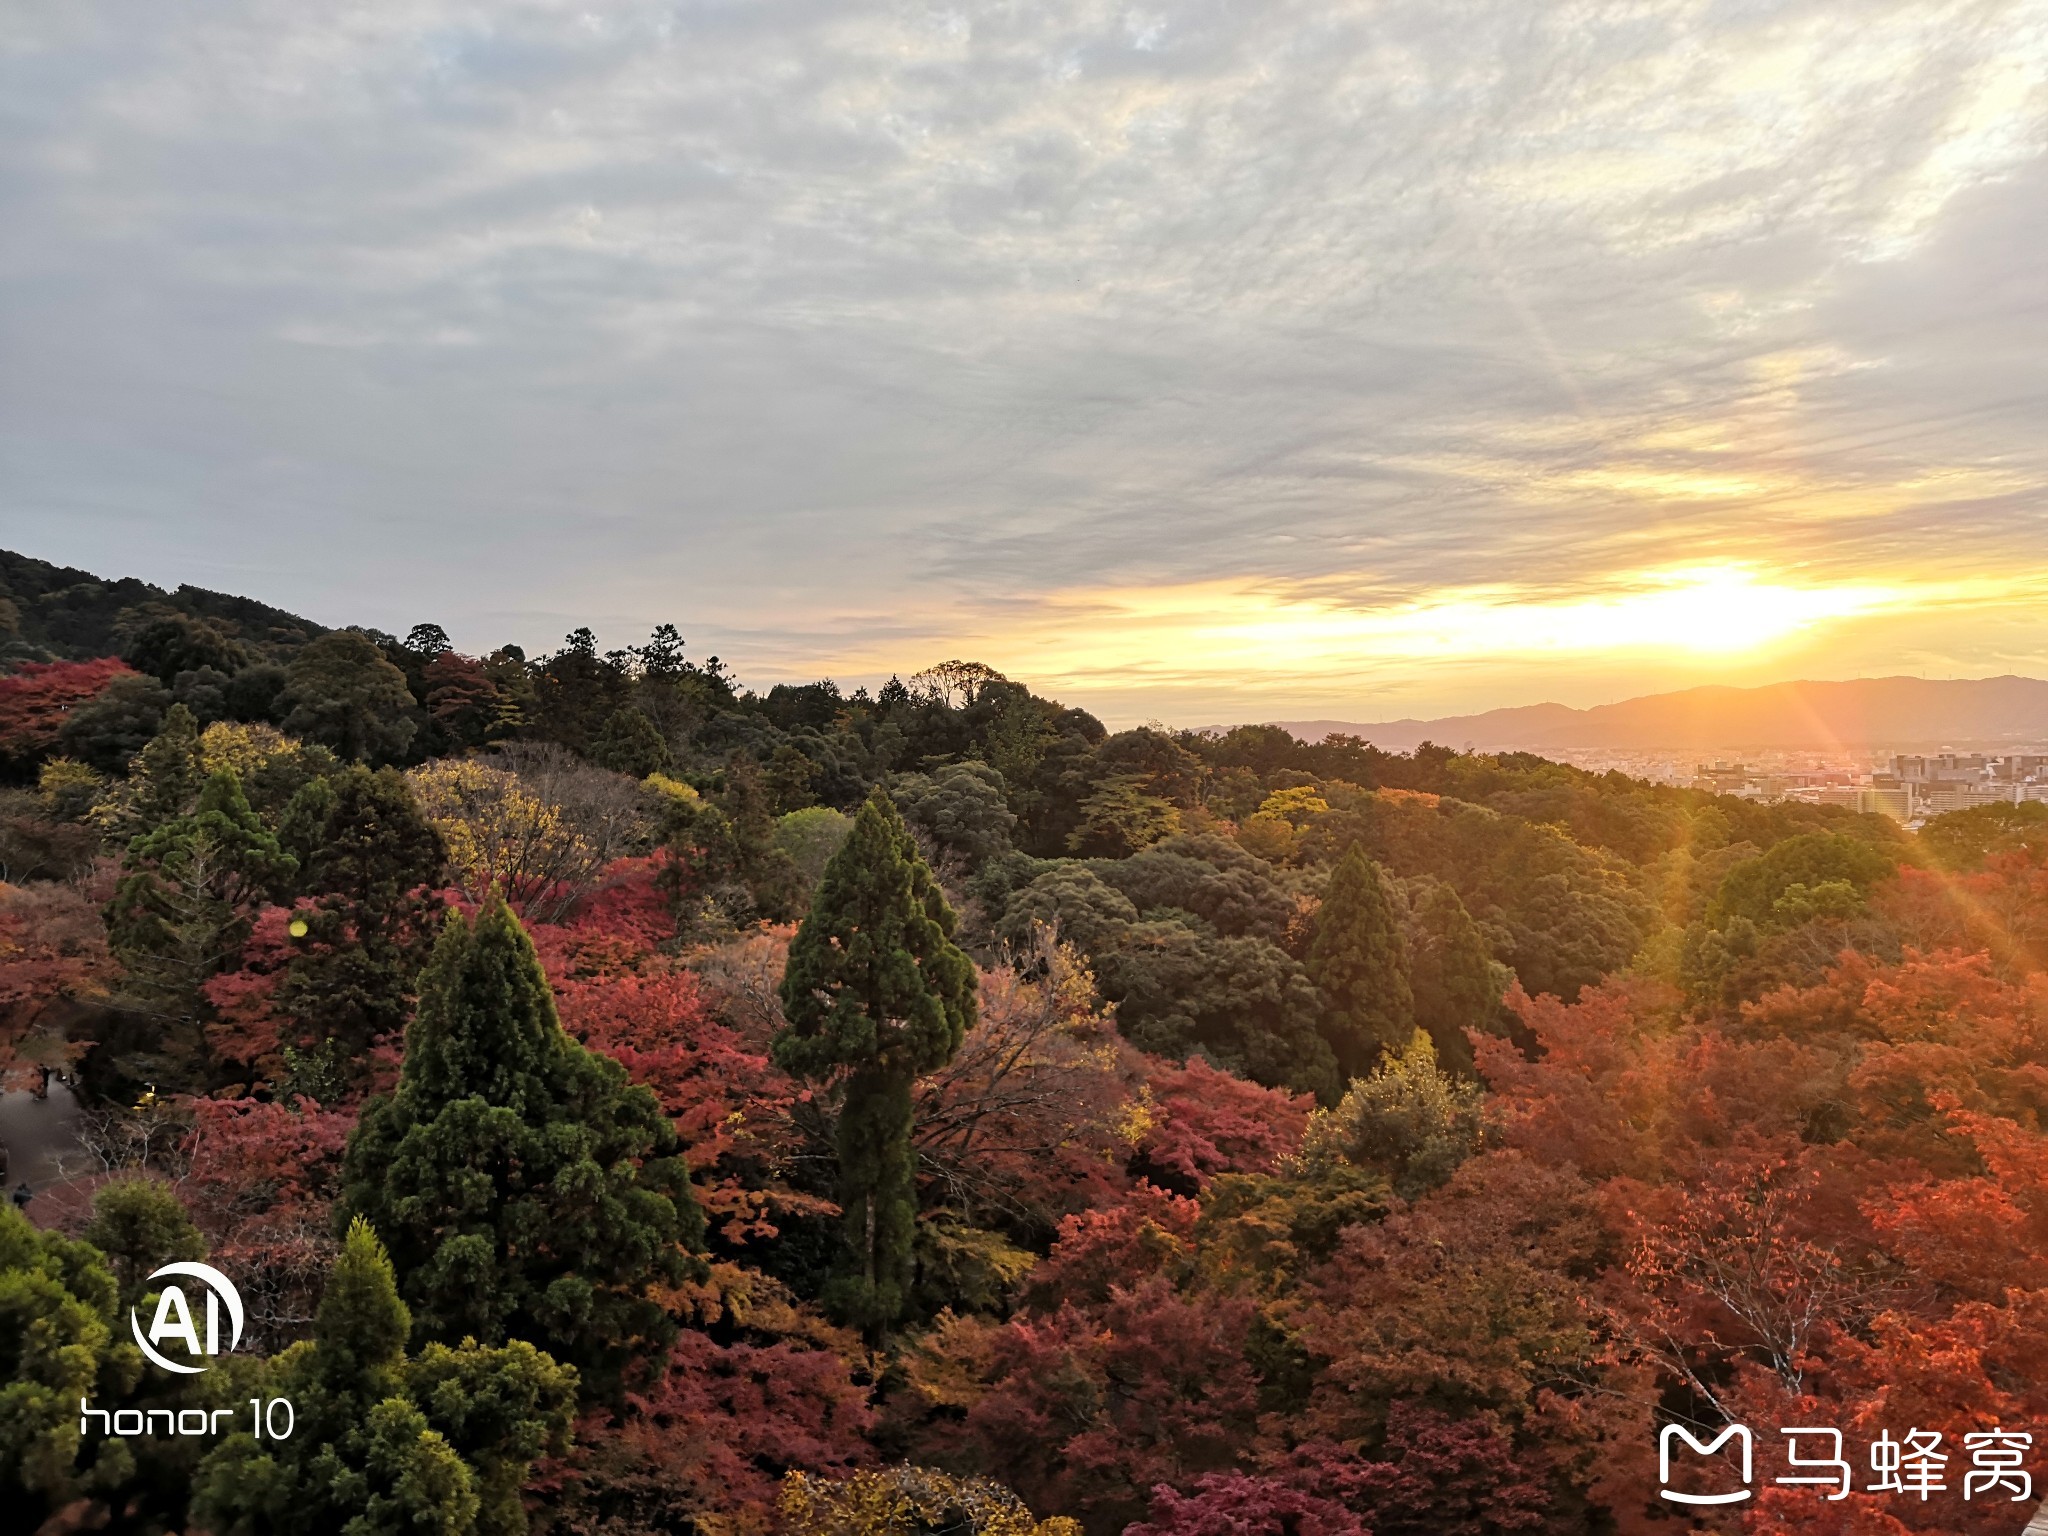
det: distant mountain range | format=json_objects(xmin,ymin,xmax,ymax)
[{"xmin": 1269, "ymin": 676, "xmax": 2048, "ymax": 753}]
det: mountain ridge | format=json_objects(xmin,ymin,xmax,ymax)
[{"xmin": 1258, "ymin": 675, "xmax": 2048, "ymax": 752}]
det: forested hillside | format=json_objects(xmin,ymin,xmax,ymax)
[{"xmin": 4, "ymin": 558, "xmax": 2047, "ymax": 1535}]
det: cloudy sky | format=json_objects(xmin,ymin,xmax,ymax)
[{"xmin": 5, "ymin": 0, "xmax": 2047, "ymax": 724}]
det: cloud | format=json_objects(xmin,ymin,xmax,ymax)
[{"xmin": 3, "ymin": 0, "xmax": 2047, "ymax": 722}]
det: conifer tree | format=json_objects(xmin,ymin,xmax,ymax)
[
  {"xmin": 192, "ymin": 1216, "xmax": 576, "ymax": 1536},
  {"xmin": 775, "ymin": 788, "xmax": 976, "ymax": 1337},
  {"xmin": 128, "ymin": 701, "xmax": 203, "ymax": 835},
  {"xmin": 106, "ymin": 767, "xmax": 297, "ymax": 1015},
  {"xmin": 339, "ymin": 896, "xmax": 704, "ymax": 1397},
  {"xmin": 1306, "ymin": 842, "xmax": 1413, "ymax": 1081},
  {"xmin": 1407, "ymin": 881, "xmax": 1507, "ymax": 1076},
  {"xmin": 277, "ymin": 766, "xmax": 449, "ymax": 1061}
]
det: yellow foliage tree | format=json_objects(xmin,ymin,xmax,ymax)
[
  {"xmin": 405, "ymin": 759, "xmax": 601, "ymax": 921},
  {"xmin": 780, "ymin": 1468, "xmax": 1080, "ymax": 1536}
]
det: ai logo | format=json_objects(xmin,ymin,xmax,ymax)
[{"xmin": 131, "ymin": 1261, "xmax": 245, "ymax": 1374}]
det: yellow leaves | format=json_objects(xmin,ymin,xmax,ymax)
[
  {"xmin": 780, "ymin": 1466, "xmax": 1078, "ymax": 1536},
  {"xmin": 645, "ymin": 771, "xmax": 701, "ymax": 805},
  {"xmin": 197, "ymin": 720, "xmax": 300, "ymax": 780},
  {"xmin": 1256, "ymin": 786, "xmax": 1331, "ymax": 829},
  {"xmin": 406, "ymin": 759, "xmax": 598, "ymax": 911},
  {"xmin": 1112, "ymin": 1090, "xmax": 1156, "ymax": 1149}
]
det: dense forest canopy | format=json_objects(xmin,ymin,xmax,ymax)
[{"xmin": 2, "ymin": 549, "xmax": 2042, "ymax": 1536}]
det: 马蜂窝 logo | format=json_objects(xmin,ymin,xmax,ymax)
[{"xmin": 131, "ymin": 1260, "xmax": 245, "ymax": 1373}]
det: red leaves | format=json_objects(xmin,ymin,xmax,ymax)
[
  {"xmin": 961, "ymin": 1275, "xmax": 1265, "ymax": 1531},
  {"xmin": 0, "ymin": 655, "xmax": 132, "ymax": 766},
  {"xmin": 0, "ymin": 878, "xmax": 111, "ymax": 1076},
  {"xmin": 1136, "ymin": 1056, "xmax": 1310, "ymax": 1191}
]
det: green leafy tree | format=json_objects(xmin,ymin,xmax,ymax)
[
  {"xmin": 1294, "ymin": 1029, "xmax": 1482, "ymax": 1200},
  {"xmin": 892, "ymin": 761, "xmax": 1017, "ymax": 868},
  {"xmin": 1097, "ymin": 927, "xmax": 1341, "ymax": 1102},
  {"xmin": 1066, "ymin": 775, "xmax": 1180, "ymax": 857},
  {"xmin": 775, "ymin": 789, "xmax": 977, "ymax": 1337},
  {"xmin": 192, "ymin": 1216, "xmax": 577, "ymax": 1536},
  {"xmin": 105, "ymin": 768, "xmax": 298, "ymax": 1016},
  {"xmin": 123, "ymin": 611, "xmax": 249, "ymax": 685},
  {"xmin": 1405, "ymin": 882, "xmax": 1508, "ymax": 1076},
  {"xmin": 590, "ymin": 707, "xmax": 672, "ymax": 778},
  {"xmin": 339, "ymin": 896, "xmax": 704, "ymax": 1396},
  {"xmin": 279, "ymin": 631, "xmax": 420, "ymax": 765},
  {"xmin": 0, "ymin": 1202, "xmax": 145, "ymax": 1522},
  {"xmin": 1306, "ymin": 843, "xmax": 1414, "ymax": 1079},
  {"xmin": 277, "ymin": 766, "xmax": 449, "ymax": 1061},
  {"xmin": 1918, "ymin": 800, "xmax": 2048, "ymax": 871},
  {"xmin": 776, "ymin": 805, "xmax": 854, "ymax": 887},
  {"xmin": 1705, "ymin": 830, "xmax": 1898, "ymax": 933},
  {"xmin": 56, "ymin": 672, "xmax": 171, "ymax": 773},
  {"xmin": 79, "ymin": 1177, "xmax": 207, "ymax": 1311}
]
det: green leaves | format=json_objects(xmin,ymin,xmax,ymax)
[
  {"xmin": 191, "ymin": 1216, "xmax": 575, "ymax": 1536},
  {"xmin": 774, "ymin": 789, "xmax": 977, "ymax": 1335},
  {"xmin": 1306, "ymin": 843, "xmax": 1413, "ymax": 1083},
  {"xmin": 340, "ymin": 895, "xmax": 703, "ymax": 1401}
]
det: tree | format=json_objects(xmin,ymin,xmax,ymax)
[
  {"xmin": 79, "ymin": 1176, "xmax": 207, "ymax": 1310},
  {"xmin": 1098, "ymin": 928, "xmax": 1341, "ymax": 1103},
  {"xmin": 780, "ymin": 1466, "xmax": 1080, "ymax": 1536},
  {"xmin": 278, "ymin": 631, "xmax": 419, "ymax": 765},
  {"xmin": 0, "ymin": 1201, "xmax": 146, "ymax": 1524},
  {"xmin": 893, "ymin": 761, "xmax": 1018, "ymax": 868},
  {"xmin": 776, "ymin": 806, "xmax": 854, "ymax": 888},
  {"xmin": 1706, "ymin": 830, "xmax": 1898, "ymax": 932},
  {"xmin": 339, "ymin": 896, "xmax": 704, "ymax": 1396},
  {"xmin": 1295, "ymin": 1031, "xmax": 1482, "ymax": 1201},
  {"xmin": 55, "ymin": 670, "xmax": 172, "ymax": 773},
  {"xmin": 1067, "ymin": 775, "xmax": 1181, "ymax": 857},
  {"xmin": 0, "ymin": 656, "xmax": 135, "ymax": 778},
  {"xmin": 591, "ymin": 707, "xmax": 672, "ymax": 778},
  {"xmin": 774, "ymin": 788, "xmax": 977, "ymax": 1337},
  {"xmin": 105, "ymin": 767, "xmax": 298, "ymax": 1017},
  {"xmin": 125, "ymin": 701, "xmax": 204, "ymax": 836},
  {"xmin": 1919, "ymin": 799, "xmax": 2048, "ymax": 871},
  {"xmin": 1405, "ymin": 883, "xmax": 1507, "ymax": 1076},
  {"xmin": 122, "ymin": 611, "xmax": 249, "ymax": 685},
  {"xmin": 276, "ymin": 765, "xmax": 449, "ymax": 1062},
  {"xmin": 192, "ymin": 1215, "xmax": 577, "ymax": 1536},
  {"xmin": 1307, "ymin": 844, "xmax": 1413, "ymax": 1080},
  {"xmin": 422, "ymin": 651, "xmax": 518, "ymax": 750},
  {"xmin": 406, "ymin": 758, "xmax": 617, "ymax": 924}
]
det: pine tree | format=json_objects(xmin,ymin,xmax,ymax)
[
  {"xmin": 339, "ymin": 896, "xmax": 704, "ymax": 1397},
  {"xmin": 1306, "ymin": 843, "xmax": 1413, "ymax": 1081},
  {"xmin": 126, "ymin": 701, "xmax": 203, "ymax": 836},
  {"xmin": 277, "ymin": 766, "xmax": 449, "ymax": 1063},
  {"xmin": 191, "ymin": 1216, "xmax": 577, "ymax": 1536},
  {"xmin": 1407, "ymin": 882, "xmax": 1507, "ymax": 1076},
  {"xmin": 775, "ymin": 788, "xmax": 977, "ymax": 1337},
  {"xmin": 106, "ymin": 767, "xmax": 298, "ymax": 1016}
]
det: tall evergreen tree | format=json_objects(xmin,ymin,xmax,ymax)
[
  {"xmin": 339, "ymin": 896, "xmax": 703, "ymax": 1397},
  {"xmin": 128, "ymin": 701, "xmax": 203, "ymax": 834},
  {"xmin": 106, "ymin": 767, "xmax": 297, "ymax": 1016},
  {"xmin": 277, "ymin": 766, "xmax": 449, "ymax": 1063},
  {"xmin": 192, "ymin": 1216, "xmax": 577, "ymax": 1536},
  {"xmin": 1306, "ymin": 842, "xmax": 1413, "ymax": 1081},
  {"xmin": 1407, "ymin": 882, "xmax": 1508, "ymax": 1076},
  {"xmin": 774, "ymin": 789, "xmax": 977, "ymax": 1338}
]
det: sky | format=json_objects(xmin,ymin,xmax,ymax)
[{"xmin": 4, "ymin": 0, "xmax": 2048, "ymax": 727}]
